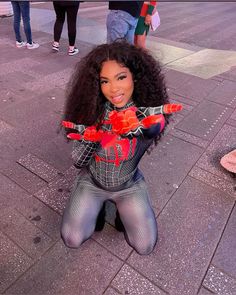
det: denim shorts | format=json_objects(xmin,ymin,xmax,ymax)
[{"xmin": 106, "ymin": 10, "xmax": 138, "ymax": 44}]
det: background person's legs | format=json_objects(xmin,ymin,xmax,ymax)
[
  {"xmin": 53, "ymin": 2, "xmax": 66, "ymax": 43},
  {"xmin": 125, "ymin": 18, "xmax": 138, "ymax": 44},
  {"xmin": 19, "ymin": 1, "xmax": 32, "ymax": 44},
  {"xmin": 11, "ymin": 1, "xmax": 22, "ymax": 43},
  {"xmin": 134, "ymin": 33, "xmax": 147, "ymax": 48},
  {"xmin": 66, "ymin": 4, "xmax": 79, "ymax": 46}
]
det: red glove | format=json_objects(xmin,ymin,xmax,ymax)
[
  {"xmin": 163, "ymin": 104, "xmax": 182, "ymax": 114},
  {"xmin": 62, "ymin": 121, "xmax": 103, "ymax": 142},
  {"xmin": 141, "ymin": 114, "xmax": 165, "ymax": 131},
  {"xmin": 109, "ymin": 107, "xmax": 140, "ymax": 135}
]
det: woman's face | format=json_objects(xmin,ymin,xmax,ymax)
[{"xmin": 100, "ymin": 60, "xmax": 134, "ymax": 108}]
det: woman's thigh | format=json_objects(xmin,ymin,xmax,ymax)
[
  {"xmin": 53, "ymin": 3, "xmax": 66, "ymax": 23},
  {"xmin": 11, "ymin": 1, "xmax": 21, "ymax": 22},
  {"xmin": 61, "ymin": 178, "xmax": 105, "ymax": 247},
  {"xmin": 19, "ymin": 1, "xmax": 30, "ymax": 22},
  {"xmin": 116, "ymin": 180, "xmax": 157, "ymax": 255},
  {"xmin": 66, "ymin": 4, "xmax": 79, "ymax": 26}
]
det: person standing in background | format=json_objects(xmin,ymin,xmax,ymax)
[
  {"xmin": 11, "ymin": 1, "xmax": 39, "ymax": 49},
  {"xmin": 107, "ymin": 1, "xmax": 143, "ymax": 44},
  {"xmin": 134, "ymin": 1, "xmax": 157, "ymax": 48},
  {"xmin": 52, "ymin": 1, "xmax": 80, "ymax": 56}
]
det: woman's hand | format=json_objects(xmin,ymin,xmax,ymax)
[
  {"xmin": 145, "ymin": 14, "xmax": 152, "ymax": 26},
  {"xmin": 62, "ymin": 121, "xmax": 103, "ymax": 142}
]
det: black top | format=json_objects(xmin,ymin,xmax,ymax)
[
  {"xmin": 53, "ymin": 1, "xmax": 80, "ymax": 6},
  {"xmin": 108, "ymin": 1, "xmax": 143, "ymax": 18}
]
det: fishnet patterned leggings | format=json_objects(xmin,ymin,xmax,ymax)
[{"xmin": 61, "ymin": 168, "xmax": 158, "ymax": 255}]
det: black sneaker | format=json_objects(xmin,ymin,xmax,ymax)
[
  {"xmin": 95, "ymin": 203, "xmax": 106, "ymax": 231},
  {"xmin": 115, "ymin": 210, "xmax": 125, "ymax": 232}
]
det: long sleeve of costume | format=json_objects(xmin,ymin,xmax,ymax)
[
  {"xmin": 136, "ymin": 106, "xmax": 165, "ymax": 138},
  {"xmin": 72, "ymin": 141, "xmax": 99, "ymax": 168}
]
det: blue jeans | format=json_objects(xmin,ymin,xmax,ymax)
[
  {"xmin": 11, "ymin": 1, "xmax": 32, "ymax": 44},
  {"xmin": 106, "ymin": 10, "xmax": 138, "ymax": 44}
]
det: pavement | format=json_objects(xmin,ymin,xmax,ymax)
[{"xmin": 0, "ymin": 2, "xmax": 236, "ymax": 295}]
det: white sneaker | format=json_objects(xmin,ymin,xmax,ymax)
[
  {"xmin": 52, "ymin": 42, "xmax": 59, "ymax": 52},
  {"xmin": 68, "ymin": 47, "xmax": 79, "ymax": 56},
  {"xmin": 16, "ymin": 41, "xmax": 26, "ymax": 48},
  {"xmin": 27, "ymin": 42, "xmax": 39, "ymax": 50}
]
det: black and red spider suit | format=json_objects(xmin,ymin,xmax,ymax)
[{"xmin": 61, "ymin": 101, "xmax": 182, "ymax": 255}]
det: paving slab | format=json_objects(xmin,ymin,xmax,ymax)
[
  {"xmin": 63, "ymin": 165, "xmax": 78, "ymax": 183},
  {"xmin": 16, "ymin": 195, "xmax": 61, "ymax": 240},
  {"xmin": 32, "ymin": 134, "xmax": 73, "ymax": 173},
  {"xmin": 110, "ymin": 264, "xmax": 166, "ymax": 295},
  {"xmin": 170, "ymin": 128, "xmax": 209, "ymax": 149},
  {"xmin": 5, "ymin": 240, "xmax": 123, "ymax": 295},
  {"xmin": 0, "ymin": 208, "xmax": 54, "ymax": 260},
  {"xmin": 103, "ymin": 287, "xmax": 121, "ymax": 295},
  {"xmin": 140, "ymin": 134, "xmax": 203, "ymax": 211},
  {"xmin": 198, "ymin": 287, "xmax": 215, "ymax": 295},
  {"xmin": 92, "ymin": 223, "xmax": 132, "ymax": 261},
  {"xmin": 34, "ymin": 177, "xmax": 71, "ymax": 215},
  {"xmin": 172, "ymin": 76, "xmax": 219, "ymax": 102},
  {"xmin": 169, "ymin": 92, "xmax": 198, "ymax": 107},
  {"xmin": 203, "ymin": 265, "xmax": 236, "ymax": 295},
  {"xmin": 211, "ymin": 205, "xmax": 236, "ymax": 279},
  {"xmin": 163, "ymin": 112, "xmax": 185, "ymax": 136},
  {"xmin": 0, "ymin": 88, "xmax": 63, "ymax": 128},
  {"xmin": 195, "ymin": 124, "xmax": 236, "ymax": 186},
  {"xmin": 127, "ymin": 177, "xmax": 234, "ymax": 295},
  {"xmin": 176, "ymin": 100, "xmax": 233, "ymax": 141},
  {"xmin": 0, "ymin": 118, "xmax": 13, "ymax": 134},
  {"xmin": 148, "ymin": 38, "xmax": 195, "ymax": 66},
  {"xmin": 0, "ymin": 41, "xmax": 20, "ymax": 64},
  {"xmin": 17, "ymin": 153, "xmax": 60, "ymax": 183},
  {"xmin": 189, "ymin": 166, "xmax": 236, "ymax": 198},
  {"xmin": 1, "ymin": 161, "xmax": 47, "ymax": 195},
  {"xmin": 221, "ymin": 66, "xmax": 236, "ymax": 82},
  {"xmin": 29, "ymin": 54, "xmax": 77, "ymax": 76},
  {"xmin": 227, "ymin": 118, "xmax": 236, "ymax": 128},
  {"xmin": 0, "ymin": 86, "xmax": 36, "ymax": 111},
  {"xmin": 167, "ymin": 48, "xmax": 236, "ymax": 79},
  {"xmin": 206, "ymin": 80, "xmax": 236, "ymax": 108},
  {"xmin": 0, "ymin": 231, "xmax": 33, "ymax": 293},
  {"xmin": 170, "ymin": 96, "xmax": 194, "ymax": 117},
  {"xmin": 230, "ymin": 109, "xmax": 236, "ymax": 121},
  {"xmin": 24, "ymin": 67, "xmax": 73, "ymax": 92},
  {"xmin": 0, "ymin": 57, "xmax": 40, "ymax": 77},
  {"xmin": 0, "ymin": 173, "xmax": 31, "ymax": 210},
  {"xmin": 164, "ymin": 69, "xmax": 193, "ymax": 91}
]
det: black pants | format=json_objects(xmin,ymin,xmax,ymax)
[{"xmin": 53, "ymin": 2, "xmax": 80, "ymax": 46}]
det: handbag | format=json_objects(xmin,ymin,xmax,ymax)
[{"xmin": 150, "ymin": 10, "xmax": 160, "ymax": 31}]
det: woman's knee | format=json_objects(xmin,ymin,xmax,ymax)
[
  {"xmin": 61, "ymin": 227, "xmax": 84, "ymax": 249},
  {"xmin": 133, "ymin": 238, "xmax": 157, "ymax": 255}
]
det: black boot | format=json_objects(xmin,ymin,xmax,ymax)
[
  {"xmin": 115, "ymin": 210, "xmax": 125, "ymax": 232},
  {"xmin": 95, "ymin": 203, "xmax": 106, "ymax": 231}
]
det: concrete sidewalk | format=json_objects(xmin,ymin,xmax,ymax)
[{"xmin": 0, "ymin": 3, "xmax": 236, "ymax": 295}]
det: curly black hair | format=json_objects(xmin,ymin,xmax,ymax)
[{"xmin": 64, "ymin": 41, "xmax": 169, "ymax": 128}]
